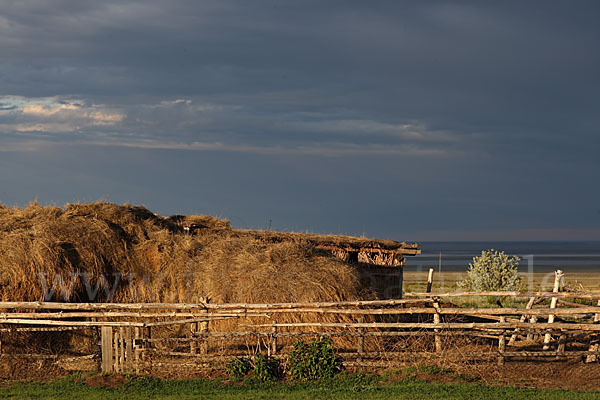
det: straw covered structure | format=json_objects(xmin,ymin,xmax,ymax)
[{"xmin": 0, "ymin": 202, "xmax": 382, "ymax": 304}]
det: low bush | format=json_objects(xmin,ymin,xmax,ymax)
[
  {"xmin": 458, "ymin": 249, "xmax": 521, "ymax": 292},
  {"xmin": 252, "ymin": 353, "xmax": 282, "ymax": 382},
  {"xmin": 224, "ymin": 354, "xmax": 281, "ymax": 382},
  {"xmin": 224, "ymin": 357, "xmax": 252, "ymax": 379},
  {"xmin": 287, "ymin": 337, "xmax": 342, "ymax": 380}
]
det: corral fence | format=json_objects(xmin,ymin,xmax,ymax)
[{"xmin": 2, "ymin": 272, "xmax": 600, "ymax": 374}]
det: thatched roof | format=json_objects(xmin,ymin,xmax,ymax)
[{"xmin": 0, "ymin": 202, "xmax": 419, "ymax": 304}]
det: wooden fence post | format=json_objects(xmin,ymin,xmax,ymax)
[
  {"xmin": 498, "ymin": 316, "xmax": 506, "ymax": 365},
  {"xmin": 557, "ymin": 333, "xmax": 566, "ymax": 356},
  {"xmin": 586, "ymin": 300, "xmax": 600, "ymax": 363},
  {"xmin": 357, "ymin": 316, "xmax": 365, "ymax": 358},
  {"xmin": 119, "ymin": 327, "xmax": 126, "ymax": 372},
  {"xmin": 543, "ymin": 270, "xmax": 563, "ymax": 350},
  {"xmin": 527, "ymin": 315, "xmax": 538, "ymax": 341},
  {"xmin": 101, "ymin": 326, "xmax": 113, "ymax": 374},
  {"xmin": 426, "ymin": 268, "xmax": 434, "ymax": 293},
  {"xmin": 134, "ymin": 327, "xmax": 141, "ymax": 374},
  {"xmin": 509, "ymin": 296, "xmax": 536, "ymax": 346},
  {"xmin": 145, "ymin": 326, "xmax": 152, "ymax": 372},
  {"xmin": 190, "ymin": 322, "xmax": 198, "ymax": 355},
  {"xmin": 398, "ymin": 266, "xmax": 403, "ymax": 299},
  {"xmin": 200, "ymin": 297, "xmax": 209, "ymax": 354},
  {"xmin": 433, "ymin": 299, "xmax": 442, "ymax": 353},
  {"xmin": 270, "ymin": 322, "xmax": 278, "ymax": 356},
  {"xmin": 125, "ymin": 327, "xmax": 133, "ymax": 373},
  {"xmin": 112, "ymin": 327, "xmax": 120, "ymax": 373}
]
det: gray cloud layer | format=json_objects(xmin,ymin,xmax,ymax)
[{"xmin": 0, "ymin": 1, "xmax": 599, "ymax": 240}]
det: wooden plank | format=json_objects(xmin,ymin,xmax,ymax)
[
  {"xmin": 101, "ymin": 327, "xmax": 113, "ymax": 374},
  {"xmin": 245, "ymin": 321, "xmax": 600, "ymax": 331},
  {"xmin": 0, "ymin": 299, "xmax": 425, "ymax": 311},
  {"xmin": 0, "ymin": 311, "xmax": 241, "ymax": 319},
  {"xmin": 0, "ymin": 327, "xmax": 87, "ymax": 332},
  {"xmin": 142, "ymin": 349, "xmax": 600, "ymax": 363},
  {"xmin": 120, "ymin": 327, "xmax": 126, "ymax": 372},
  {"xmin": 0, "ymin": 319, "xmax": 144, "ymax": 327},
  {"xmin": 1, "ymin": 292, "xmax": 600, "ymax": 312},
  {"xmin": 125, "ymin": 327, "xmax": 133, "ymax": 373},
  {"xmin": 404, "ymin": 290, "xmax": 600, "ymax": 300},
  {"xmin": 3, "ymin": 307, "xmax": 600, "ymax": 320},
  {"xmin": 113, "ymin": 328, "xmax": 119, "ymax": 373},
  {"xmin": 143, "ymin": 330, "xmax": 511, "ymax": 342},
  {"xmin": 144, "ymin": 316, "xmax": 236, "ymax": 327},
  {"xmin": 134, "ymin": 327, "xmax": 141, "ymax": 374}
]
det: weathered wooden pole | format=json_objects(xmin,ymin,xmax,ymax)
[
  {"xmin": 112, "ymin": 327, "xmax": 120, "ymax": 373},
  {"xmin": 119, "ymin": 326, "xmax": 125, "ymax": 372},
  {"xmin": 134, "ymin": 327, "xmax": 141, "ymax": 374},
  {"xmin": 357, "ymin": 316, "xmax": 365, "ymax": 358},
  {"xmin": 557, "ymin": 333, "xmax": 566, "ymax": 356},
  {"xmin": 586, "ymin": 299, "xmax": 600, "ymax": 363},
  {"xmin": 398, "ymin": 265, "xmax": 404, "ymax": 299},
  {"xmin": 270, "ymin": 322, "xmax": 278, "ymax": 356},
  {"xmin": 125, "ymin": 327, "xmax": 133, "ymax": 373},
  {"xmin": 426, "ymin": 268, "xmax": 434, "ymax": 293},
  {"xmin": 200, "ymin": 296, "xmax": 209, "ymax": 354},
  {"xmin": 190, "ymin": 322, "xmax": 198, "ymax": 355},
  {"xmin": 101, "ymin": 326, "xmax": 113, "ymax": 373},
  {"xmin": 498, "ymin": 316, "xmax": 506, "ymax": 365},
  {"xmin": 145, "ymin": 326, "xmax": 152, "ymax": 372},
  {"xmin": 433, "ymin": 299, "xmax": 442, "ymax": 352},
  {"xmin": 509, "ymin": 296, "xmax": 536, "ymax": 345},
  {"xmin": 543, "ymin": 270, "xmax": 563, "ymax": 350},
  {"xmin": 527, "ymin": 314, "xmax": 538, "ymax": 341}
]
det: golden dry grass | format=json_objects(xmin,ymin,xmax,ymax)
[
  {"xmin": 403, "ymin": 271, "xmax": 600, "ymax": 294},
  {"xmin": 0, "ymin": 201, "xmax": 374, "ymax": 306}
]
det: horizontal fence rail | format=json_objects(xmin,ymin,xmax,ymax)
[{"xmin": 2, "ymin": 288, "xmax": 600, "ymax": 374}]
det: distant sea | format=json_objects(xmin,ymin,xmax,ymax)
[{"xmin": 404, "ymin": 241, "xmax": 600, "ymax": 273}]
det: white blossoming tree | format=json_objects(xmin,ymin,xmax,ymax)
[{"xmin": 458, "ymin": 249, "xmax": 521, "ymax": 292}]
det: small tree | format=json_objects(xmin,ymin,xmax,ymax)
[{"xmin": 458, "ymin": 249, "xmax": 521, "ymax": 292}]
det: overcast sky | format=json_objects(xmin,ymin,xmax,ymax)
[{"xmin": 0, "ymin": 1, "xmax": 598, "ymax": 241}]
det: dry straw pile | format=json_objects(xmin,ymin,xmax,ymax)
[{"xmin": 0, "ymin": 202, "xmax": 374, "ymax": 305}]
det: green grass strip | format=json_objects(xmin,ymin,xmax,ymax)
[{"xmin": 0, "ymin": 373, "xmax": 598, "ymax": 400}]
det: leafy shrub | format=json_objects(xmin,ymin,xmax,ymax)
[
  {"xmin": 224, "ymin": 357, "xmax": 252, "ymax": 379},
  {"xmin": 288, "ymin": 337, "xmax": 342, "ymax": 380},
  {"xmin": 252, "ymin": 353, "xmax": 282, "ymax": 382},
  {"xmin": 458, "ymin": 249, "xmax": 521, "ymax": 292},
  {"xmin": 225, "ymin": 354, "xmax": 281, "ymax": 382}
]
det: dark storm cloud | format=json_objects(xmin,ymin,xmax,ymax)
[{"xmin": 0, "ymin": 1, "xmax": 598, "ymax": 239}]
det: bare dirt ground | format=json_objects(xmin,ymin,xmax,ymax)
[
  {"xmin": 466, "ymin": 361, "xmax": 600, "ymax": 390},
  {"xmin": 362, "ymin": 359, "xmax": 600, "ymax": 391}
]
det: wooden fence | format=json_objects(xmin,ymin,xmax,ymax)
[{"xmin": 2, "ymin": 279, "xmax": 600, "ymax": 373}]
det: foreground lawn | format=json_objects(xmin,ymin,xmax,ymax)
[{"xmin": 1, "ymin": 374, "xmax": 598, "ymax": 400}]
